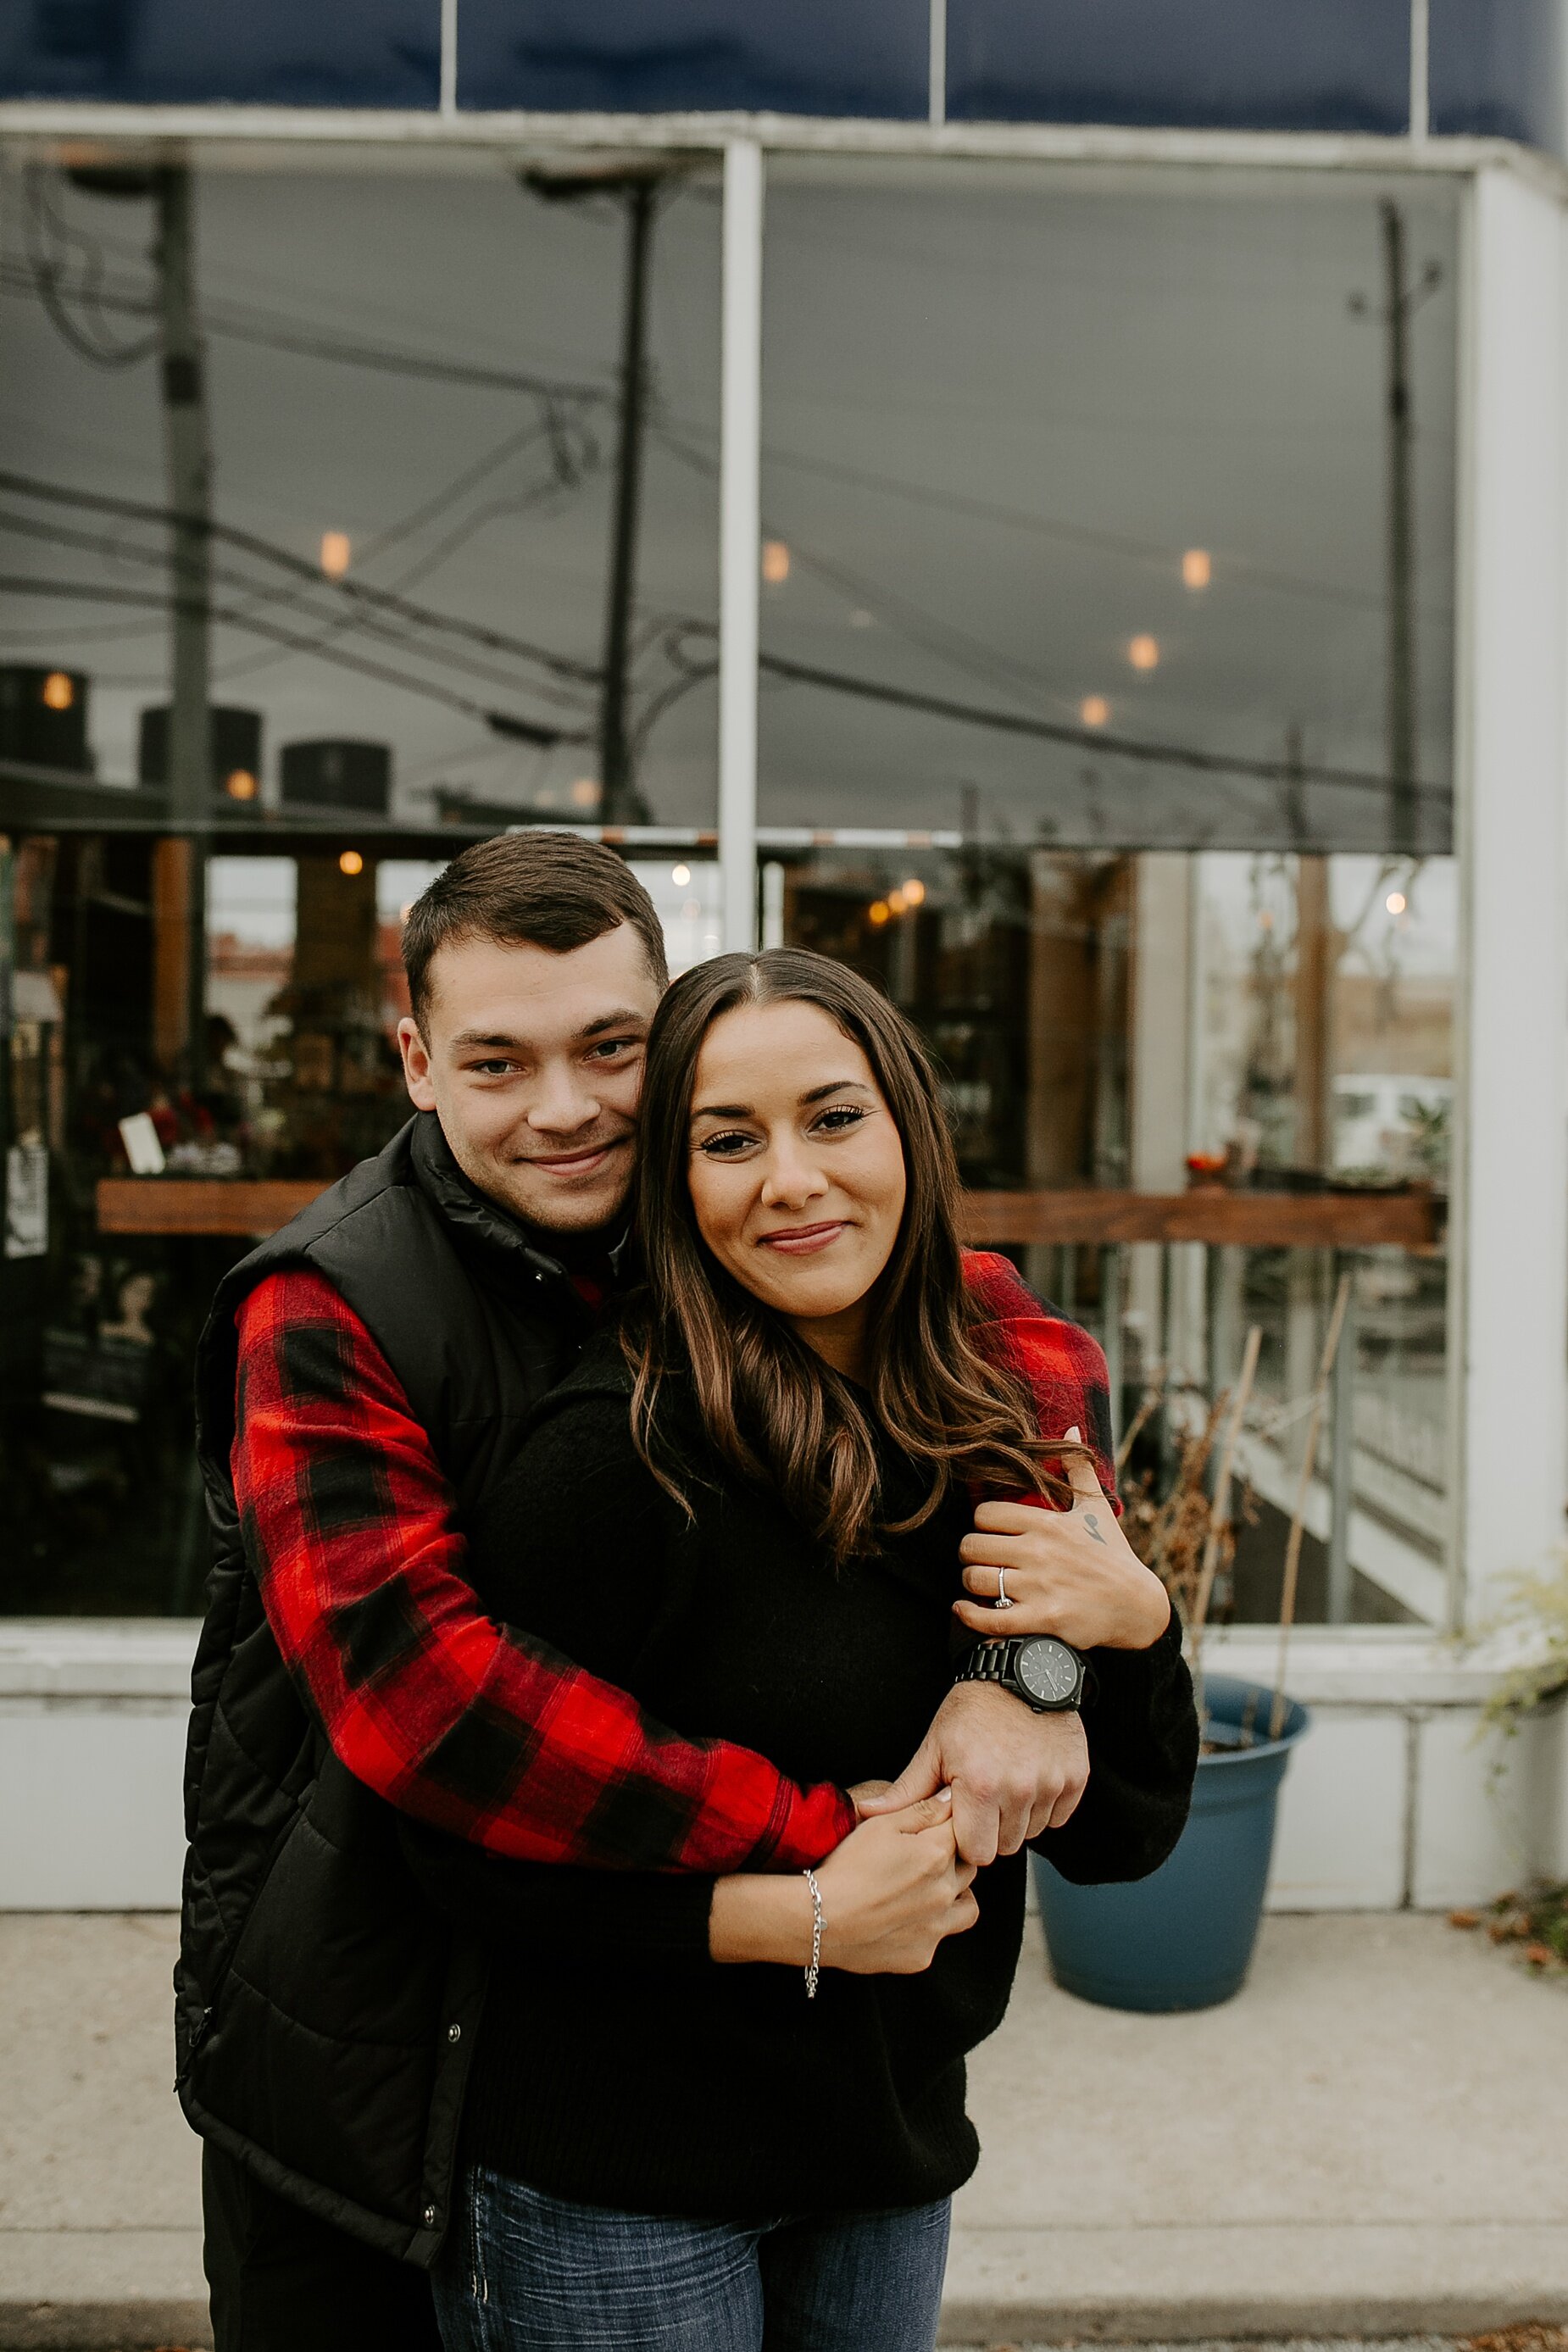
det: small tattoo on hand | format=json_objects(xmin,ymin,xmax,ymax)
[{"xmin": 1083, "ymin": 1512, "xmax": 1106, "ymax": 1544}]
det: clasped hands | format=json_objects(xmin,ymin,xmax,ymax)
[{"xmin": 709, "ymin": 1438, "xmax": 1170, "ymax": 1977}]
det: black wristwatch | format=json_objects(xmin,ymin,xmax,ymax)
[{"xmin": 954, "ymin": 1635, "xmax": 1087, "ymax": 1714}]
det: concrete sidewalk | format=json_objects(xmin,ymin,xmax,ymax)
[{"xmin": 1, "ymin": 1911, "xmax": 1565, "ymax": 2349}]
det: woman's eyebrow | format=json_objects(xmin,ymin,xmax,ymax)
[
  {"xmin": 691, "ymin": 1080, "xmax": 873, "ymax": 1122},
  {"xmin": 799, "ymin": 1080, "xmax": 874, "ymax": 1105}
]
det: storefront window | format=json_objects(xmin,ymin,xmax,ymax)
[{"xmin": 2, "ymin": 152, "xmax": 1460, "ymax": 1626}]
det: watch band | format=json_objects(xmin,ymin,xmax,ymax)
[{"xmin": 959, "ymin": 1638, "xmax": 1026, "ymax": 1687}]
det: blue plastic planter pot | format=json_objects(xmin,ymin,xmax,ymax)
[{"xmin": 1032, "ymin": 1673, "xmax": 1309, "ymax": 2012}]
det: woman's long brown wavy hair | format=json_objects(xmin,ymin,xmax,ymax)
[{"xmin": 624, "ymin": 947, "xmax": 1063, "ymax": 1563}]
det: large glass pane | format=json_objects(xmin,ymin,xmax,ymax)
[
  {"xmin": 947, "ymin": 0, "xmax": 1411, "ymax": 133},
  {"xmin": 760, "ymin": 164, "xmax": 1460, "ymax": 1626},
  {"xmin": 1429, "ymin": 0, "xmax": 1563, "ymax": 149},
  {"xmin": 0, "ymin": 0, "xmax": 441, "ymax": 107},
  {"xmin": 0, "ymin": 147, "xmax": 720, "ymax": 1614},
  {"xmin": 459, "ymin": 0, "xmax": 928, "ymax": 117}
]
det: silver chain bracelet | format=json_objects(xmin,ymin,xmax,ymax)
[{"xmin": 802, "ymin": 1868, "xmax": 824, "ymax": 1999}]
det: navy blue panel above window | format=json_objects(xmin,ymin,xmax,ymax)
[
  {"xmin": 1430, "ymin": 0, "xmax": 1561, "ymax": 149},
  {"xmin": 459, "ymin": 0, "xmax": 928, "ymax": 118},
  {"xmin": 947, "ymin": 0, "xmax": 1411, "ymax": 132},
  {"xmin": 0, "ymin": 0, "xmax": 440, "ymax": 106}
]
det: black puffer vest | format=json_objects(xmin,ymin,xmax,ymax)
[{"xmin": 175, "ymin": 1113, "xmax": 606, "ymax": 2263}]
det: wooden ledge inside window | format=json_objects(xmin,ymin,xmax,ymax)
[
  {"xmin": 97, "ymin": 1176, "xmax": 1442, "ymax": 1252},
  {"xmin": 960, "ymin": 1187, "xmax": 1441, "ymax": 1252}
]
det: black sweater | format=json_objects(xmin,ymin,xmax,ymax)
[{"xmin": 414, "ymin": 1331, "xmax": 1198, "ymax": 2219}]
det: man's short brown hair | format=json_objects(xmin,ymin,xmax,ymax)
[{"xmin": 402, "ymin": 831, "xmax": 669, "ymax": 1031}]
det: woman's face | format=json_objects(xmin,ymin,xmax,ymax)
[{"xmin": 686, "ymin": 999, "xmax": 908, "ymax": 1339}]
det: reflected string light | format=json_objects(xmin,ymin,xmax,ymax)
[
  {"xmin": 224, "ymin": 769, "xmax": 258, "ymax": 802},
  {"xmin": 1127, "ymin": 635, "xmax": 1160, "ymax": 672},
  {"xmin": 868, "ymin": 900, "xmax": 890, "ymax": 926},
  {"xmin": 1385, "ymin": 890, "xmax": 1407, "ymax": 915},
  {"xmin": 320, "ymin": 531, "xmax": 352, "ymax": 579},
  {"xmin": 902, "ymin": 877, "xmax": 926, "ymax": 906},
  {"xmin": 887, "ymin": 887, "xmax": 908, "ymax": 915},
  {"xmin": 338, "ymin": 849, "xmax": 364, "ymax": 876},
  {"xmin": 42, "ymin": 670, "xmax": 75, "ymax": 710},
  {"xmin": 671, "ymin": 863, "xmax": 692, "ymax": 886},
  {"xmin": 1182, "ymin": 548, "xmax": 1212, "ymax": 590},
  {"xmin": 570, "ymin": 778, "xmax": 601, "ymax": 809},
  {"xmin": 848, "ymin": 609, "xmax": 874, "ymax": 629},
  {"xmin": 1081, "ymin": 694, "xmax": 1109, "ymax": 728},
  {"xmin": 761, "ymin": 540, "xmax": 791, "ymax": 585}
]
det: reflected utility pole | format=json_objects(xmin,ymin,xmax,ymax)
[
  {"xmin": 599, "ymin": 178, "xmax": 655, "ymax": 824},
  {"xmin": 1380, "ymin": 200, "xmax": 1417, "ymax": 859},
  {"xmin": 1353, "ymin": 202, "xmax": 1440, "ymax": 861},
  {"xmin": 155, "ymin": 163, "xmax": 212, "ymax": 1083},
  {"xmin": 525, "ymin": 164, "xmax": 669, "ymax": 825}
]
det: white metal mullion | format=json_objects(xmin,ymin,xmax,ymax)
[
  {"xmin": 718, "ymin": 138, "xmax": 764, "ymax": 953},
  {"xmin": 440, "ymin": 0, "xmax": 459, "ymax": 119},
  {"xmin": 929, "ymin": 0, "xmax": 948, "ymax": 128}
]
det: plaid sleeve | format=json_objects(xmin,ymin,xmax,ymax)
[
  {"xmin": 961, "ymin": 1249, "xmax": 1121, "ymax": 1511},
  {"xmin": 231, "ymin": 1268, "xmax": 854, "ymax": 1874}
]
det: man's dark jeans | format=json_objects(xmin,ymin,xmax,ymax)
[{"xmin": 203, "ymin": 2142, "xmax": 442, "ymax": 2352}]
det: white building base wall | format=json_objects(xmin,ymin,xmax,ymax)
[
  {"xmin": 3, "ymin": 1621, "xmax": 1564, "ymax": 1914},
  {"xmin": 1209, "ymin": 1629, "xmax": 1567, "ymax": 1912},
  {"xmin": 0, "ymin": 1625, "xmax": 192, "ymax": 1911}
]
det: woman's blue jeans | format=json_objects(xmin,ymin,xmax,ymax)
[{"xmin": 431, "ymin": 2166, "xmax": 951, "ymax": 2352}]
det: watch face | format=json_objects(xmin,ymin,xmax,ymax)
[{"xmin": 1017, "ymin": 1637, "xmax": 1080, "ymax": 1704}]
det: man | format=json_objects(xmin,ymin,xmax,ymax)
[{"xmin": 179, "ymin": 832, "xmax": 1109, "ymax": 2350}]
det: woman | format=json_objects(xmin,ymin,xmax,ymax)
[{"xmin": 432, "ymin": 948, "xmax": 1197, "ymax": 2352}]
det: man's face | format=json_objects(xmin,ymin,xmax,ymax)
[{"xmin": 398, "ymin": 924, "xmax": 662, "ymax": 1233}]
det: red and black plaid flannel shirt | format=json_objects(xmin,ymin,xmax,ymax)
[{"xmin": 231, "ymin": 1248, "xmax": 1114, "ymax": 1877}]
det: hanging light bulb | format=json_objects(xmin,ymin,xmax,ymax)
[
  {"xmin": 1182, "ymin": 548, "xmax": 1212, "ymax": 590},
  {"xmin": 320, "ymin": 531, "xmax": 352, "ymax": 578}
]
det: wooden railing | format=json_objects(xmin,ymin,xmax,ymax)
[{"xmin": 97, "ymin": 1176, "xmax": 1443, "ymax": 1250}]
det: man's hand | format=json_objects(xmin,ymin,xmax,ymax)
[
  {"xmin": 955, "ymin": 1443, "xmax": 1170, "ymax": 1654},
  {"xmin": 854, "ymin": 1684, "xmax": 1089, "ymax": 1865}
]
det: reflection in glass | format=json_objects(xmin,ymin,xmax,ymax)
[
  {"xmin": 0, "ymin": 0, "xmax": 441, "ymax": 106},
  {"xmin": 459, "ymin": 0, "xmax": 928, "ymax": 119},
  {"xmin": 0, "ymin": 161, "xmax": 720, "ymax": 832},
  {"xmin": 759, "ymin": 165, "xmax": 1457, "ymax": 855},
  {"xmin": 1428, "ymin": 0, "xmax": 1563, "ymax": 149},
  {"xmin": 946, "ymin": 0, "xmax": 1411, "ymax": 133}
]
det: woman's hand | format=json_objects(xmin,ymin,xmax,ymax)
[
  {"xmin": 708, "ymin": 1790, "xmax": 978, "ymax": 1975},
  {"xmin": 956, "ymin": 1440, "xmax": 1170, "ymax": 1652},
  {"xmin": 816, "ymin": 1790, "xmax": 979, "ymax": 1973}
]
